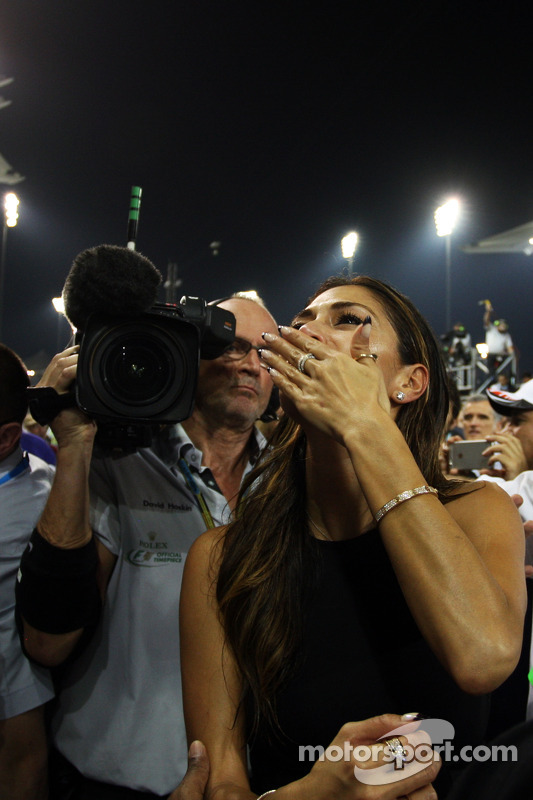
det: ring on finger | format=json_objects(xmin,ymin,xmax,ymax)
[
  {"xmin": 356, "ymin": 353, "xmax": 378, "ymax": 362},
  {"xmin": 297, "ymin": 353, "xmax": 317, "ymax": 374},
  {"xmin": 384, "ymin": 737, "xmax": 408, "ymax": 761}
]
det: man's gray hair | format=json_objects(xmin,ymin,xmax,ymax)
[{"xmin": 461, "ymin": 393, "xmax": 501, "ymax": 423}]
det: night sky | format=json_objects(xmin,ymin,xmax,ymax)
[{"xmin": 1, "ymin": 1, "xmax": 531, "ymax": 373}]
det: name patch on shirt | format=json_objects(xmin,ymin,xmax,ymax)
[{"xmin": 142, "ymin": 499, "xmax": 193, "ymax": 512}]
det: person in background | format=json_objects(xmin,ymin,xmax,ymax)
[
  {"xmin": 482, "ymin": 299, "xmax": 514, "ymax": 383},
  {"xmin": 15, "ymin": 293, "xmax": 278, "ymax": 799},
  {"xmin": 490, "ymin": 373, "xmax": 510, "ymax": 392},
  {"xmin": 0, "ymin": 344, "xmax": 55, "ymax": 800},
  {"xmin": 459, "ymin": 394, "xmax": 499, "ymax": 441},
  {"xmin": 447, "ymin": 322, "xmax": 472, "ymax": 366},
  {"xmin": 481, "ymin": 382, "xmax": 533, "ymax": 482}
]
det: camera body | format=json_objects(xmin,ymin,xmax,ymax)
[
  {"xmin": 76, "ymin": 297, "xmax": 234, "ymax": 423},
  {"xmin": 29, "ymin": 297, "xmax": 235, "ymax": 452}
]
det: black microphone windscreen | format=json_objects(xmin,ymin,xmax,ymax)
[{"xmin": 63, "ymin": 245, "xmax": 162, "ymax": 330}]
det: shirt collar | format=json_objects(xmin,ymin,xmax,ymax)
[
  {"xmin": 152, "ymin": 422, "xmax": 267, "ymax": 470},
  {"xmin": 0, "ymin": 444, "xmax": 24, "ymax": 478}
]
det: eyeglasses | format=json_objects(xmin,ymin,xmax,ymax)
[{"xmin": 222, "ymin": 337, "xmax": 262, "ymax": 361}]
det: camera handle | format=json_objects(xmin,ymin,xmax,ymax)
[{"xmin": 27, "ymin": 386, "xmax": 78, "ymax": 426}]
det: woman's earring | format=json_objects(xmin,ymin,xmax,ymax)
[{"xmin": 396, "ymin": 391, "xmax": 406, "ymax": 401}]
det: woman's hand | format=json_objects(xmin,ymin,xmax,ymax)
[
  {"xmin": 286, "ymin": 714, "xmax": 440, "ymax": 800},
  {"xmin": 259, "ymin": 323, "xmax": 390, "ymax": 444}
]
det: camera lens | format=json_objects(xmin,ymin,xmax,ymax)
[
  {"xmin": 84, "ymin": 320, "xmax": 194, "ymax": 418},
  {"xmin": 76, "ymin": 311, "xmax": 201, "ymax": 423},
  {"xmin": 103, "ymin": 334, "xmax": 173, "ymax": 404}
]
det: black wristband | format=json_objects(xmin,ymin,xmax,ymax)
[{"xmin": 16, "ymin": 529, "xmax": 102, "ymax": 634}]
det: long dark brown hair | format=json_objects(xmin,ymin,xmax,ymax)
[{"xmin": 216, "ymin": 275, "xmax": 456, "ymax": 733}]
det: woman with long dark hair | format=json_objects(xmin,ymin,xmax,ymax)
[{"xmin": 180, "ymin": 276, "xmax": 526, "ymax": 799}]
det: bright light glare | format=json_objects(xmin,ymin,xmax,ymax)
[
  {"xmin": 235, "ymin": 290, "xmax": 260, "ymax": 301},
  {"xmin": 434, "ymin": 199, "xmax": 460, "ymax": 237},
  {"xmin": 341, "ymin": 231, "xmax": 359, "ymax": 259},
  {"xmin": 4, "ymin": 192, "xmax": 19, "ymax": 227},
  {"xmin": 476, "ymin": 342, "xmax": 489, "ymax": 359},
  {"xmin": 52, "ymin": 297, "xmax": 65, "ymax": 314}
]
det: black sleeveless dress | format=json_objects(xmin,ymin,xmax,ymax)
[{"xmin": 247, "ymin": 531, "xmax": 490, "ymax": 797}]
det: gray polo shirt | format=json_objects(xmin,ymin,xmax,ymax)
[
  {"xmin": 1, "ymin": 448, "xmax": 55, "ymax": 719},
  {"xmin": 52, "ymin": 423, "xmax": 265, "ymax": 795}
]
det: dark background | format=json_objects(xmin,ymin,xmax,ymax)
[{"xmin": 0, "ymin": 1, "xmax": 531, "ymax": 372}]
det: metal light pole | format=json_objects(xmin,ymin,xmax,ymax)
[
  {"xmin": 341, "ymin": 231, "xmax": 359, "ymax": 276},
  {"xmin": 52, "ymin": 296, "xmax": 72, "ymax": 352},
  {"xmin": 434, "ymin": 199, "xmax": 460, "ymax": 332},
  {"xmin": 0, "ymin": 192, "xmax": 19, "ymax": 341}
]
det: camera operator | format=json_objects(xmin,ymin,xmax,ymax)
[
  {"xmin": 482, "ymin": 299, "xmax": 514, "ymax": 381},
  {"xmin": 443, "ymin": 322, "xmax": 472, "ymax": 367},
  {"xmin": 15, "ymin": 292, "xmax": 278, "ymax": 799}
]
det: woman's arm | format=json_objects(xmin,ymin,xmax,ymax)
[
  {"xmin": 180, "ymin": 534, "xmax": 441, "ymax": 800},
  {"xmin": 180, "ymin": 529, "xmax": 253, "ymax": 800},
  {"xmin": 259, "ymin": 326, "xmax": 527, "ymax": 694},
  {"xmin": 356, "ymin": 439, "xmax": 526, "ymax": 694}
]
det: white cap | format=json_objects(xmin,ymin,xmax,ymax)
[{"xmin": 486, "ymin": 382, "xmax": 533, "ymax": 415}]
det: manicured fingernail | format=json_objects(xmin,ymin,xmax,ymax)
[
  {"xmin": 361, "ymin": 322, "xmax": 371, "ymax": 339},
  {"xmin": 262, "ymin": 332, "xmax": 277, "ymax": 342},
  {"xmin": 279, "ymin": 325, "xmax": 292, "ymax": 336},
  {"xmin": 401, "ymin": 712, "xmax": 423, "ymax": 721},
  {"xmin": 259, "ymin": 348, "xmax": 272, "ymax": 359},
  {"xmin": 363, "ymin": 316, "xmax": 372, "ymax": 325}
]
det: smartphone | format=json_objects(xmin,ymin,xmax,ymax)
[{"xmin": 449, "ymin": 440, "xmax": 491, "ymax": 471}]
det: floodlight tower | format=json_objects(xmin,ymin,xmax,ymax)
[
  {"xmin": 341, "ymin": 231, "xmax": 359, "ymax": 276},
  {"xmin": 0, "ymin": 192, "xmax": 19, "ymax": 341},
  {"xmin": 434, "ymin": 198, "xmax": 460, "ymax": 332}
]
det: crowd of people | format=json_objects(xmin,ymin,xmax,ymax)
[{"xmin": 2, "ymin": 264, "xmax": 533, "ymax": 800}]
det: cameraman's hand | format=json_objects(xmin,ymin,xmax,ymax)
[
  {"xmin": 38, "ymin": 345, "xmax": 79, "ymax": 394},
  {"xmin": 37, "ymin": 346, "xmax": 96, "ymax": 448},
  {"xmin": 167, "ymin": 741, "xmax": 209, "ymax": 800}
]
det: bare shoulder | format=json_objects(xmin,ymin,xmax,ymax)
[
  {"xmin": 185, "ymin": 526, "xmax": 227, "ymax": 585},
  {"xmin": 188, "ymin": 525, "xmax": 226, "ymax": 558},
  {"xmin": 445, "ymin": 479, "xmax": 517, "ymax": 511},
  {"xmin": 445, "ymin": 480, "xmax": 523, "ymax": 542}
]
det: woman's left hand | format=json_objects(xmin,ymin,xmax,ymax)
[{"xmin": 259, "ymin": 323, "xmax": 391, "ymax": 444}]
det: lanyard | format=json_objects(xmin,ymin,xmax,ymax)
[
  {"xmin": 0, "ymin": 454, "xmax": 30, "ymax": 487},
  {"xmin": 177, "ymin": 458, "xmax": 215, "ymax": 530}
]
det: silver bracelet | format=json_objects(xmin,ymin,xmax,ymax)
[
  {"xmin": 256, "ymin": 792, "xmax": 276, "ymax": 799},
  {"xmin": 374, "ymin": 485, "xmax": 438, "ymax": 522}
]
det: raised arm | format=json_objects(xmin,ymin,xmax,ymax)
[
  {"xmin": 483, "ymin": 299, "xmax": 493, "ymax": 329},
  {"xmin": 259, "ymin": 324, "xmax": 527, "ymax": 694},
  {"xmin": 16, "ymin": 347, "xmax": 116, "ymax": 667}
]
